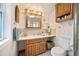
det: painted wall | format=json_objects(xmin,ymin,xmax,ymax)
[
  {"xmin": 54, "ymin": 21, "xmax": 74, "ymax": 56},
  {"xmin": 0, "ymin": 3, "xmax": 17, "ymax": 56},
  {"xmin": 0, "ymin": 3, "xmax": 56, "ymax": 56},
  {"xmin": 0, "ymin": 3, "xmax": 74, "ymax": 56},
  {"xmin": 18, "ymin": 3, "xmax": 56, "ymax": 35},
  {"xmin": 18, "ymin": 3, "xmax": 74, "ymax": 56},
  {"xmin": 53, "ymin": 4, "xmax": 74, "ymax": 56}
]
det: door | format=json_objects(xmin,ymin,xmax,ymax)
[{"xmin": 74, "ymin": 3, "xmax": 79, "ymax": 56}]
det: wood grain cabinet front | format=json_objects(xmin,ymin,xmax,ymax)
[
  {"xmin": 64, "ymin": 3, "xmax": 71, "ymax": 14},
  {"xmin": 55, "ymin": 4, "xmax": 64, "ymax": 17},
  {"xmin": 24, "ymin": 39, "xmax": 47, "ymax": 56},
  {"xmin": 55, "ymin": 3, "xmax": 73, "ymax": 22},
  {"xmin": 25, "ymin": 44, "xmax": 31, "ymax": 56}
]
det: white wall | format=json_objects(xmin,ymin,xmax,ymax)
[
  {"xmin": 18, "ymin": 3, "xmax": 74, "ymax": 56},
  {"xmin": 0, "ymin": 3, "xmax": 17, "ymax": 56},
  {"xmin": 0, "ymin": 3, "xmax": 12, "ymax": 56},
  {"xmin": 54, "ymin": 21, "xmax": 74, "ymax": 56},
  {"xmin": 0, "ymin": 3, "xmax": 74, "ymax": 56},
  {"xmin": 18, "ymin": 3, "xmax": 56, "ymax": 35},
  {"xmin": 53, "ymin": 4, "xmax": 74, "ymax": 55},
  {"xmin": 0, "ymin": 3, "xmax": 56, "ymax": 56}
]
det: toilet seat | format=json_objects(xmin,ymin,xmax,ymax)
[{"xmin": 51, "ymin": 47, "xmax": 67, "ymax": 56}]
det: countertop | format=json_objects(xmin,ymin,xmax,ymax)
[{"xmin": 17, "ymin": 34, "xmax": 55, "ymax": 41}]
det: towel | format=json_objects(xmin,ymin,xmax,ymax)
[{"xmin": 13, "ymin": 27, "xmax": 19, "ymax": 40}]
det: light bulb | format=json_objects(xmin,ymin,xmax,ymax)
[{"xmin": 27, "ymin": 10, "xmax": 30, "ymax": 13}]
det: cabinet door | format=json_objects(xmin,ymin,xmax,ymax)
[
  {"xmin": 42, "ymin": 42, "xmax": 46, "ymax": 53},
  {"xmin": 24, "ymin": 39, "xmax": 47, "ymax": 56},
  {"xmin": 56, "ymin": 3, "xmax": 64, "ymax": 17},
  {"xmin": 64, "ymin": 3, "xmax": 71, "ymax": 14},
  {"xmin": 55, "ymin": 4, "xmax": 59, "ymax": 17},
  {"xmin": 59, "ymin": 4, "xmax": 64, "ymax": 16},
  {"xmin": 25, "ymin": 44, "xmax": 28, "ymax": 56},
  {"xmin": 31, "ymin": 43, "xmax": 36, "ymax": 56},
  {"xmin": 25, "ymin": 44, "xmax": 32, "ymax": 56},
  {"xmin": 56, "ymin": 4, "xmax": 61, "ymax": 17},
  {"xmin": 36, "ymin": 43, "xmax": 40, "ymax": 55},
  {"xmin": 64, "ymin": 3, "xmax": 72, "ymax": 19},
  {"xmin": 39, "ymin": 42, "xmax": 44, "ymax": 53}
]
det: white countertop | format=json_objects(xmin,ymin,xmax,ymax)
[{"xmin": 17, "ymin": 34, "xmax": 55, "ymax": 41}]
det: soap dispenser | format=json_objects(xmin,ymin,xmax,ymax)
[{"xmin": 47, "ymin": 26, "xmax": 51, "ymax": 35}]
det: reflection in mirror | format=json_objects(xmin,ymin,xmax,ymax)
[
  {"xmin": 25, "ymin": 9, "xmax": 42, "ymax": 28},
  {"xmin": 28, "ymin": 15, "xmax": 39, "ymax": 27}
]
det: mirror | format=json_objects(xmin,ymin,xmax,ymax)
[
  {"xmin": 25, "ymin": 9, "xmax": 42, "ymax": 28},
  {"xmin": 15, "ymin": 5, "xmax": 19, "ymax": 23}
]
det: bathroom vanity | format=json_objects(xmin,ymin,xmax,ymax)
[
  {"xmin": 16, "ymin": 35, "xmax": 55, "ymax": 56},
  {"xmin": 15, "ymin": 8, "xmax": 56, "ymax": 56}
]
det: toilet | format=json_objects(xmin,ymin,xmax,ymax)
[
  {"xmin": 51, "ymin": 47, "xmax": 68, "ymax": 56},
  {"xmin": 51, "ymin": 38, "xmax": 72, "ymax": 56}
]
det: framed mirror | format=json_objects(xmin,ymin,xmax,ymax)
[
  {"xmin": 15, "ymin": 5, "xmax": 19, "ymax": 23},
  {"xmin": 25, "ymin": 9, "xmax": 42, "ymax": 28}
]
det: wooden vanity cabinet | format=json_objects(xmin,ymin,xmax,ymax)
[
  {"xmin": 24, "ymin": 39, "xmax": 47, "ymax": 56},
  {"xmin": 56, "ymin": 4, "xmax": 64, "ymax": 17},
  {"xmin": 55, "ymin": 3, "xmax": 73, "ymax": 22},
  {"xmin": 64, "ymin": 3, "xmax": 71, "ymax": 14}
]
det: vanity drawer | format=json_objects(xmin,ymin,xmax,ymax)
[
  {"xmin": 24, "ymin": 38, "xmax": 47, "ymax": 45},
  {"xmin": 24, "ymin": 40, "xmax": 34, "ymax": 45}
]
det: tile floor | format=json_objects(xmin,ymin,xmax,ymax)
[{"xmin": 38, "ymin": 50, "xmax": 52, "ymax": 56}]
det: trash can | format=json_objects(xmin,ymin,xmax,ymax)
[{"xmin": 46, "ymin": 40, "xmax": 55, "ymax": 50}]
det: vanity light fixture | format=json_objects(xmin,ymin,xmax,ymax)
[
  {"xmin": 27, "ymin": 9, "xmax": 30, "ymax": 13},
  {"xmin": 33, "ymin": 11, "xmax": 36, "ymax": 14},
  {"xmin": 25, "ymin": 8, "xmax": 42, "ymax": 28},
  {"xmin": 38, "ymin": 12, "xmax": 41, "ymax": 15},
  {"xmin": 25, "ymin": 9, "xmax": 42, "ymax": 16}
]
